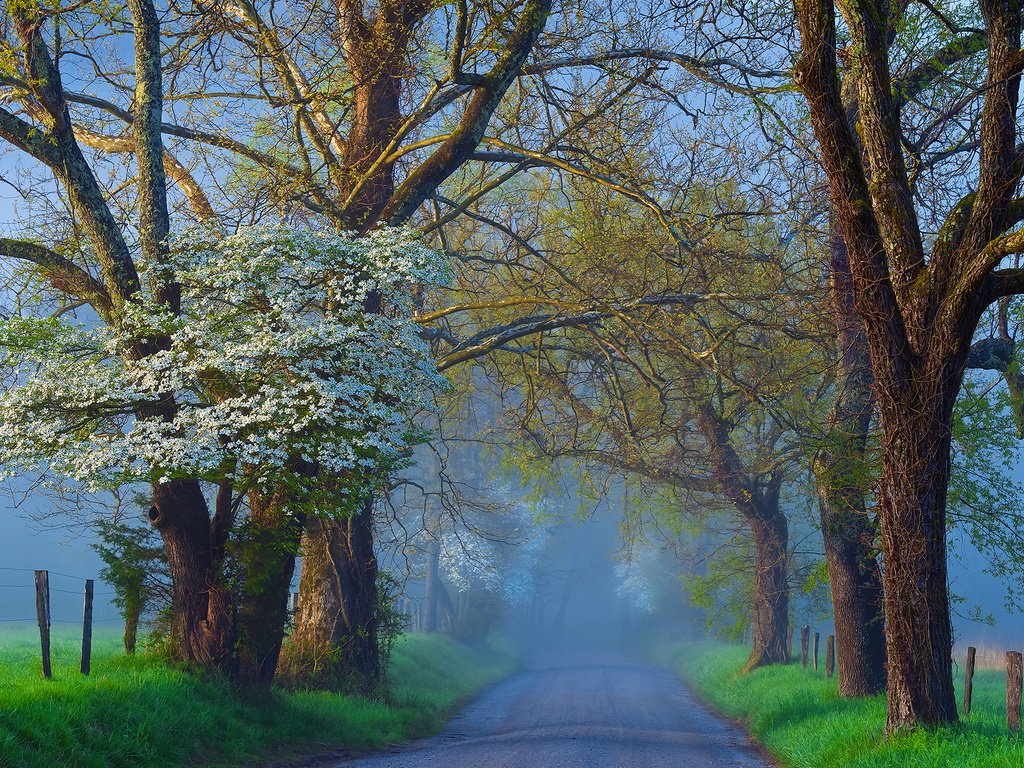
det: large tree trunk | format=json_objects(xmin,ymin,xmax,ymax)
[
  {"xmin": 745, "ymin": 504, "xmax": 790, "ymax": 671},
  {"xmin": 148, "ymin": 479, "xmax": 235, "ymax": 671},
  {"xmin": 281, "ymin": 496, "xmax": 380, "ymax": 691},
  {"xmin": 341, "ymin": 65, "xmax": 401, "ymax": 229},
  {"xmin": 235, "ymin": 490, "xmax": 304, "ymax": 685},
  {"xmin": 817, "ymin": 487, "xmax": 887, "ymax": 695},
  {"xmin": 877, "ymin": 392, "xmax": 958, "ymax": 730},
  {"xmin": 814, "ymin": 220, "xmax": 887, "ymax": 696}
]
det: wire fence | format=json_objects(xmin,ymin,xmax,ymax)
[
  {"xmin": 0, "ymin": 566, "xmax": 128, "ymax": 678},
  {"xmin": 0, "ymin": 566, "xmax": 120, "ymax": 624}
]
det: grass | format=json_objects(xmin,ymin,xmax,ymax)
[
  {"xmin": 0, "ymin": 624, "xmax": 516, "ymax": 768},
  {"xmin": 660, "ymin": 641, "xmax": 1024, "ymax": 768}
]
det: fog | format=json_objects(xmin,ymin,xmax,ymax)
[{"xmin": 5, "ymin": 444, "xmax": 1024, "ymax": 660}]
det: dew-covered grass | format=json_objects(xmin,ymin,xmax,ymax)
[
  {"xmin": 662, "ymin": 641, "xmax": 1024, "ymax": 767},
  {"xmin": 0, "ymin": 624, "xmax": 515, "ymax": 768}
]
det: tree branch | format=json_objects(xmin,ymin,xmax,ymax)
[{"xmin": 0, "ymin": 238, "xmax": 113, "ymax": 320}]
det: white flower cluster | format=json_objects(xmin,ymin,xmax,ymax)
[
  {"xmin": 0, "ymin": 226, "xmax": 449, "ymax": 499},
  {"xmin": 614, "ymin": 549, "xmax": 660, "ymax": 613},
  {"xmin": 438, "ymin": 488, "xmax": 552, "ymax": 604}
]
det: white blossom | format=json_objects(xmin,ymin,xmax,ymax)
[{"xmin": 0, "ymin": 225, "xmax": 450, "ymax": 503}]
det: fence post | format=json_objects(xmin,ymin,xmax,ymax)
[
  {"xmin": 801, "ymin": 625, "xmax": 810, "ymax": 668},
  {"xmin": 34, "ymin": 570, "xmax": 51, "ymax": 679},
  {"xmin": 1008, "ymin": 651, "xmax": 1022, "ymax": 733},
  {"xmin": 964, "ymin": 646, "xmax": 976, "ymax": 716},
  {"xmin": 788, "ymin": 627, "xmax": 794, "ymax": 661},
  {"xmin": 813, "ymin": 632, "xmax": 820, "ymax": 672},
  {"xmin": 826, "ymin": 634, "xmax": 835, "ymax": 678},
  {"xmin": 81, "ymin": 579, "xmax": 94, "ymax": 675}
]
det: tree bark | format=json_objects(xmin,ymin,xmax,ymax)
[
  {"xmin": 235, "ymin": 490, "xmax": 304, "ymax": 685},
  {"xmin": 281, "ymin": 496, "xmax": 380, "ymax": 691},
  {"xmin": 696, "ymin": 403, "xmax": 790, "ymax": 671},
  {"xmin": 814, "ymin": 220, "xmax": 887, "ymax": 697},
  {"xmin": 876, "ymin": 388, "xmax": 959, "ymax": 730},
  {"xmin": 745, "ymin": 501, "xmax": 790, "ymax": 671},
  {"xmin": 148, "ymin": 480, "xmax": 235, "ymax": 670},
  {"xmin": 123, "ymin": 596, "xmax": 141, "ymax": 655}
]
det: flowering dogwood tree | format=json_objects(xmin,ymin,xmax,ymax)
[
  {"xmin": 0, "ymin": 225, "xmax": 448, "ymax": 506},
  {"xmin": 0, "ymin": 225, "xmax": 447, "ymax": 683}
]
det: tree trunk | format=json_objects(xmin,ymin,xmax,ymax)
[
  {"xmin": 148, "ymin": 479, "xmax": 235, "ymax": 671},
  {"xmin": 341, "ymin": 68, "xmax": 401, "ymax": 229},
  {"xmin": 696, "ymin": 404, "xmax": 790, "ymax": 671},
  {"xmin": 123, "ymin": 595, "xmax": 141, "ymax": 655},
  {"xmin": 877, "ymin": 396, "xmax": 958, "ymax": 731},
  {"xmin": 423, "ymin": 539, "xmax": 441, "ymax": 633},
  {"xmin": 280, "ymin": 496, "xmax": 380, "ymax": 691},
  {"xmin": 814, "ymin": 219, "xmax": 887, "ymax": 696},
  {"xmin": 818, "ymin": 489, "xmax": 887, "ymax": 695},
  {"xmin": 235, "ymin": 490, "xmax": 303, "ymax": 685},
  {"xmin": 745, "ymin": 505, "xmax": 790, "ymax": 671},
  {"xmin": 818, "ymin": 495, "xmax": 887, "ymax": 695}
]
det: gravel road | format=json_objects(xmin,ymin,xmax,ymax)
[{"xmin": 333, "ymin": 651, "xmax": 772, "ymax": 768}]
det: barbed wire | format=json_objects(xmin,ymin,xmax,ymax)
[
  {"xmin": 0, "ymin": 566, "xmax": 98, "ymax": 580},
  {"xmin": 0, "ymin": 620, "xmax": 122, "ymax": 628},
  {"xmin": 0, "ymin": 568, "xmax": 115, "ymax": 595}
]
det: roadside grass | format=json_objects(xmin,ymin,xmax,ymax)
[
  {"xmin": 661, "ymin": 642, "xmax": 1024, "ymax": 768},
  {"xmin": 0, "ymin": 624, "xmax": 515, "ymax": 768}
]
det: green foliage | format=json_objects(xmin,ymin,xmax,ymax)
[
  {"xmin": 661, "ymin": 642, "xmax": 1024, "ymax": 768},
  {"xmin": 91, "ymin": 514, "xmax": 170, "ymax": 652},
  {"xmin": 0, "ymin": 626, "xmax": 515, "ymax": 768},
  {"xmin": 683, "ymin": 532, "xmax": 755, "ymax": 641},
  {"xmin": 951, "ymin": 373, "xmax": 1024, "ymax": 611}
]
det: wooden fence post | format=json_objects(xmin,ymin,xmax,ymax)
[
  {"xmin": 788, "ymin": 628, "xmax": 794, "ymax": 661},
  {"xmin": 801, "ymin": 625, "xmax": 810, "ymax": 668},
  {"xmin": 964, "ymin": 646, "xmax": 976, "ymax": 716},
  {"xmin": 826, "ymin": 634, "xmax": 835, "ymax": 678},
  {"xmin": 34, "ymin": 570, "xmax": 51, "ymax": 679},
  {"xmin": 813, "ymin": 632, "xmax": 820, "ymax": 672},
  {"xmin": 81, "ymin": 579, "xmax": 94, "ymax": 675},
  {"xmin": 1008, "ymin": 651, "xmax": 1022, "ymax": 733}
]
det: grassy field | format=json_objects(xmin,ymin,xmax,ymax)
[
  {"xmin": 0, "ymin": 625, "xmax": 515, "ymax": 768},
  {"xmin": 662, "ymin": 642, "xmax": 1024, "ymax": 768}
]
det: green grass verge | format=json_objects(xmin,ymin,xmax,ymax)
[
  {"xmin": 0, "ymin": 625, "xmax": 516, "ymax": 768},
  {"xmin": 660, "ymin": 641, "xmax": 1024, "ymax": 768}
]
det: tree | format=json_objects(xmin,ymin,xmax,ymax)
[
  {"xmin": 0, "ymin": 0, "xmax": 232, "ymax": 670},
  {"xmin": 177, "ymin": 0, "xmax": 552, "ymax": 684},
  {"xmin": 448, "ymin": 173, "xmax": 828, "ymax": 669},
  {"xmin": 0, "ymin": 224, "xmax": 446, "ymax": 683},
  {"xmin": 793, "ymin": 0, "xmax": 1024, "ymax": 730},
  {"xmin": 93, "ymin": 514, "xmax": 170, "ymax": 654}
]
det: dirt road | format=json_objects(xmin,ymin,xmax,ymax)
[{"xmin": 334, "ymin": 651, "xmax": 772, "ymax": 768}]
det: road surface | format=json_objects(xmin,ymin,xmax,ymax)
[{"xmin": 333, "ymin": 651, "xmax": 772, "ymax": 768}]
